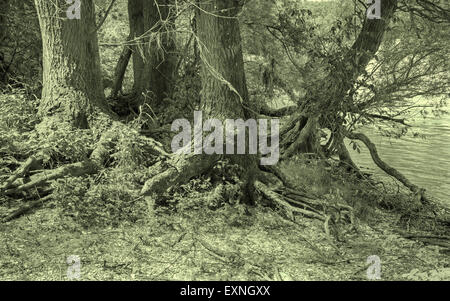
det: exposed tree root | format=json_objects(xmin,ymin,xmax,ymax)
[
  {"xmin": 3, "ymin": 161, "xmax": 97, "ymax": 196},
  {"xmin": 141, "ymin": 154, "xmax": 220, "ymax": 196},
  {"xmin": 336, "ymin": 136, "xmax": 359, "ymax": 172},
  {"xmin": 255, "ymin": 180, "xmax": 326, "ymax": 222},
  {"xmin": 396, "ymin": 230, "xmax": 450, "ymax": 249},
  {"xmin": 1, "ymin": 120, "xmax": 171, "ymax": 222},
  {"xmin": 2, "ymin": 195, "xmax": 52, "ymax": 223},
  {"xmin": 254, "ymin": 180, "xmax": 355, "ymax": 239},
  {"xmin": 0, "ymin": 153, "xmax": 43, "ymax": 191},
  {"xmin": 259, "ymin": 104, "xmax": 297, "ymax": 117}
]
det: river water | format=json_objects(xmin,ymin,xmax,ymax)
[{"xmin": 348, "ymin": 108, "xmax": 450, "ymax": 205}]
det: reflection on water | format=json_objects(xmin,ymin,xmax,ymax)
[{"xmin": 348, "ymin": 111, "xmax": 450, "ymax": 204}]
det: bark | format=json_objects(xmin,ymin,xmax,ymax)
[
  {"xmin": 141, "ymin": 0, "xmax": 257, "ymax": 202},
  {"xmin": 111, "ymin": 34, "xmax": 132, "ymax": 98},
  {"xmin": 0, "ymin": 0, "xmax": 7, "ymax": 42},
  {"xmin": 128, "ymin": 0, "xmax": 176, "ymax": 110},
  {"xmin": 197, "ymin": 0, "xmax": 257, "ymax": 202},
  {"xmin": 350, "ymin": 0, "xmax": 398, "ymax": 72},
  {"xmin": 197, "ymin": 0, "xmax": 250, "ymax": 120},
  {"xmin": 0, "ymin": 0, "xmax": 9, "ymax": 83},
  {"xmin": 260, "ymin": 104, "xmax": 297, "ymax": 117},
  {"xmin": 34, "ymin": 0, "xmax": 108, "ymax": 128},
  {"xmin": 281, "ymin": 0, "xmax": 398, "ymax": 159},
  {"xmin": 283, "ymin": 117, "xmax": 320, "ymax": 157}
]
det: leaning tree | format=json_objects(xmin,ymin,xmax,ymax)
[{"xmin": 250, "ymin": 0, "xmax": 449, "ymax": 205}]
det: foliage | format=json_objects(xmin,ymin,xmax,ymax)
[
  {"xmin": 52, "ymin": 171, "xmax": 147, "ymax": 228},
  {"xmin": 0, "ymin": 91, "xmax": 40, "ymax": 156},
  {"xmin": 0, "ymin": 0, "xmax": 42, "ymax": 95}
]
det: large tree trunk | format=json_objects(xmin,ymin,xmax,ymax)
[
  {"xmin": 128, "ymin": 0, "xmax": 176, "ymax": 112},
  {"xmin": 197, "ymin": 0, "xmax": 257, "ymax": 202},
  {"xmin": 141, "ymin": 0, "xmax": 258, "ymax": 202},
  {"xmin": 34, "ymin": 0, "xmax": 107, "ymax": 128},
  {"xmin": 197, "ymin": 0, "xmax": 250, "ymax": 120},
  {"xmin": 0, "ymin": 0, "xmax": 9, "ymax": 83}
]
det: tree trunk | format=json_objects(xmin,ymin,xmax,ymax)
[
  {"xmin": 111, "ymin": 34, "xmax": 132, "ymax": 98},
  {"xmin": 141, "ymin": 0, "xmax": 258, "ymax": 203},
  {"xmin": 0, "ymin": 0, "xmax": 9, "ymax": 83},
  {"xmin": 197, "ymin": 0, "xmax": 249, "ymax": 120},
  {"xmin": 197, "ymin": 0, "xmax": 257, "ymax": 202},
  {"xmin": 34, "ymin": 0, "xmax": 107, "ymax": 128},
  {"xmin": 128, "ymin": 0, "xmax": 176, "ymax": 111},
  {"xmin": 282, "ymin": 0, "xmax": 398, "ymax": 159}
]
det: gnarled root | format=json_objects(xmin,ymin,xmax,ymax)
[
  {"xmin": 141, "ymin": 154, "xmax": 221, "ymax": 196},
  {"xmin": 3, "ymin": 161, "xmax": 97, "ymax": 196},
  {"xmin": 1, "ymin": 120, "xmax": 171, "ymax": 222},
  {"xmin": 254, "ymin": 180, "xmax": 355, "ymax": 238},
  {"xmin": 2, "ymin": 195, "xmax": 52, "ymax": 223}
]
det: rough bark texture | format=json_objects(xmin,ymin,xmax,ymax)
[
  {"xmin": 197, "ymin": 0, "xmax": 257, "ymax": 203},
  {"xmin": 0, "ymin": 0, "xmax": 9, "ymax": 82},
  {"xmin": 350, "ymin": 0, "xmax": 398, "ymax": 74},
  {"xmin": 34, "ymin": 0, "xmax": 107, "ymax": 128},
  {"xmin": 141, "ymin": 0, "xmax": 257, "ymax": 202},
  {"xmin": 197, "ymin": 0, "xmax": 250, "ymax": 120},
  {"xmin": 111, "ymin": 35, "xmax": 132, "ymax": 98},
  {"xmin": 128, "ymin": 0, "xmax": 176, "ymax": 110}
]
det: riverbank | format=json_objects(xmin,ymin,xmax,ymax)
[{"xmin": 1, "ymin": 159, "xmax": 448, "ymax": 280}]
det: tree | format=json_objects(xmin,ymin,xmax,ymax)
[
  {"xmin": 128, "ymin": 0, "xmax": 176, "ymax": 112},
  {"xmin": 0, "ymin": 0, "xmax": 8, "ymax": 83},
  {"xmin": 244, "ymin": 0, "xmax": 448, "ymax": 203},
  {"xmin": 141, "ymin": 0, "xmax": 256, "ymax": 198},
  {"xmin": 3, "ymin": 0, "xmax": 362, "ymax": 228},
  {"xmin": 140, "ymin": 0, "xmax": 337, "ymax": 223},
  {"xmin": 2, "ymin": 0, "xmax": 169, "ymax": 211},
  {"xmin": 34, "ymin": 0, "xmax": 107, "ymax": 128}
]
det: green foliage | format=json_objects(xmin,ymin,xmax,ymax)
[
  {"xmin": 0, "ymin": 91, "xmax": 40, "ymax": 155},
  {"xmin": 35, "ymin": 122, "xmax": 96, "ymax": 164},
  {"xmin": 110, "ymin": 124, "xmax": 159, "ymax": 170},
  {"xmin": 0, "ymin": 0, "xmax": 42, "ymax": 94},
  {"xmin": 53, "ymin": 171, "xmax": 147, "ymax": 228}
]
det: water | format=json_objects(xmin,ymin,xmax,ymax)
[{"xmin": 348, "ymin": 109, "xmax": 450, "ymax": 205}]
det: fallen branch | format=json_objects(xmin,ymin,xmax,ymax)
[{"xmin": 396, "ymin": 231, "xmax": 450, "ymax": 249}]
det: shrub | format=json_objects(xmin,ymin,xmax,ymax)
[{"xmin": 53, "ymin": 172, "xmax": 147, "ymax": 228}]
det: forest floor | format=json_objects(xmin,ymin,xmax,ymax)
[{"xmin": 0, "ymin": 161, "xmax": 449, "ymax": 281}]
